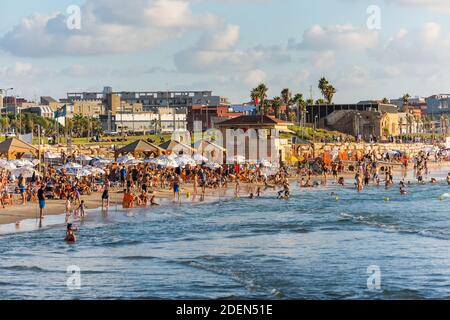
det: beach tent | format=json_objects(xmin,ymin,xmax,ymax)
[
  {"xmin": 0, "ymin": 138, "xmax": 38, "ymax": 160},
  {"xmin": 159, "ymin": 140, "xmax": 196, "ymax": 156},
  {"xmin": 115, "ymin": 140, "xmax": 163, "ymax": 159},
  {"xmin": 194, "ymin": 140, "xmax": 226, "ymax": 162}
]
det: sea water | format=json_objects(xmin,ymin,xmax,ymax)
[{"xmin": 0, "ymin": 170, "xmax": 449, "ymax": 300}]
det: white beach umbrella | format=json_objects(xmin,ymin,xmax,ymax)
[
  {"xmin": 60, "ymin": 162, "xmax": 83, "ymax": 170},
  {"xmin": 12, "ymin": 159, "xmax": 35, "ymax": 168},
  {"xmin": 176, "ymin": 155, "xmax": 196, "ymax": 167},
  {"xmin": 205, "ymin": 161, "xmax": 222, "ymax": 169},
  {"xmin": 227, "ymin": 155, "xmax": 246, "ymax": 164},
  {"xmin": 11, "ymin": 167, "xmax": 40, "ymax": 178},
  {"xmin": 76, "ymin": 169, "xmax": 93, "ymax": 177},
  {"xmin": 259, "ymin": 159, "xmax": 273, "ymax": 168},
  {"xmin": 44, "ymin": 152, "xmax": 61, "ymax": 159},
  {"xmin": 144, "ymin": 158, "xmax": 158, "ymax": 164},
  {"xmin": 193, "ymin": 153, "xmax": 209, "ymax": 163},
  {"xmin": 117, "ymin": 155, "xmax": 135, "ymax": 164},
  {"xmin": 1, "ymin": 162, "xmax": 17, "ymax": 171},
  {"xmin": 92, "ymin": 158, "xmax": 112, "ymax": 167},
  {"xmin": 76, "ymin": 155, "xmax": 93, "ymax": 162},
  {"xmin": 89, "ymin": 167, "xmax": 105, "ymax": 175}
]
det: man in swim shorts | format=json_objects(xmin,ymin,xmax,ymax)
[{"xmin": 37, "ymin": 185, "xmax": 46, "ymax": 219}]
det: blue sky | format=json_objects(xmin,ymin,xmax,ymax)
[{"xmin": 1, "ymin": 0, "xmax": 450, "ymax": 103}]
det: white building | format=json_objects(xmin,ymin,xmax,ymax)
[{"xmin": 103, "ymin": 112, "xmax": 187, "ymax": 134}]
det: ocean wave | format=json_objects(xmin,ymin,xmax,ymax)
[
  {"xmin": 1, "ymin": 265, "xmax": 52, "ymax": 273},
  {"xmin": 119, "ymin": 256, "xmax": 157, "ymax": 261},
  {"xmin": 339, "ymin": 212, "xmax": 450, "ymax": 240},
  {"xmin": 100, "ymin": 239, "xmax": 143, "ymax": 247}
]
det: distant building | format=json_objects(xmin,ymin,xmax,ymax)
[
  {"xmin": 40, "ymin": 96, "xmax": 62, "ymax": 111},
  {"xmin": 187, "ymin": 105, "xmax": 257, "ymax": 131},
  {"xmin": 389, "ymin": 96, "xmax": 426, "ymax": 110},
  {"xmin": 215, "ymin": 115, "xmax": 294, "ymax": 163},
  {"xmin": 21, "ymin": 105, "xmax": 55, "ymax": 119},
  {"xmin": 100, "ymin": 111, "xmax": 187, "ymax": 134},
  {"xmin": 426, "ymin": 94, "xmax": 450, "ymax": 119},
  {"xmin": 325, "ymin": 108, "xmax": 399, "ymax": 140},
  {"xmin": 67, "ymin": 88, "xmax": 229, "ymax": 112},
  {"xmin": 305, "ymin": 102, "xmax": 398, "ymax": 124}
]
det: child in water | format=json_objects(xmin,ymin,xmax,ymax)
[
  {"xmin": 64, "ymin": 223, "xmax": 77, "ymax": 243},
  {"xmin": 78, "ymin": 200, "xmax": 86, "ymax": 218}
]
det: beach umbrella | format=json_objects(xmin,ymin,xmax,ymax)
[
  {"xmin": 166, "ymin": 159, "xmax": 179, "ymax": 168},
  {"xmin": 12, "ymin": 159, "xmax": 35, "ymax": 168},
  {"xmin": 176, "ymin": 155, "xmax": 196, "ymax": 167},
  {"xmin": 44, "ymin": 152, "xmax": 61, "ymax": 159},
  {"xmin": 76, "ymin": 169, "xmax": 93, "ymax": 177},
  {"xmin": 75, "ymin": 155, "xmax": 93, "ymax": 162},
  {"xmin": 89, "ymin": 167, "xmax": 105, "ymax": 175},
  {"xmin": 205, "ymin": 161, "xmax": 222, "ymax": 169},
  {"xmin": 11, "ymin": 167, "xmax": 41, "ymax": 178},
  {"xmin": 227, "ymin": 155, "xmax": 246, "ymax": 164},
  {"xmin": 60, "ymin": 162, "xmax": 83, "ymax": 170},
  {"xmin": 144, "ymin": 158, "xmax": 158, "ymax": 164},
  {"xmin": 1, "ymin": 162, "xmax": 17, "ymax": 171},
  {"xmin": 117, "ymin": 155, "xmax": 135, "ymax": 164},
  {"xmin": 193, "ymin": 153, "xmax": 209, "ymax": 164},
  {"xmin": 259, "ymin": 159, "xmax": 273, "ymax": 168}
]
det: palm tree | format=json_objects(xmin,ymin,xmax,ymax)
[
  {"xmin": 402, "ymin": 94, "xmax": 411, "ymax": 112},
  {"xmin": 315, "ymin": 98, "xmax": 326, "ymax": 105},
  {"xmin": 251, "ymin": 83, "xmax": 269, "ymax": 120},
  {"xmin": 381, "ymin": 98, "xmax": 389, "ymax": 104},
  {"xmin": 281, "ymin": 88, "xmax": 291, "ymax": 119},
  {"xmin": 398, "ymin": 117, "xmax": 404, "ymax": 135},
  {"xmin": 405, "ymin": 113, "xmax": 414, "ymax": 135},
  {"xmin": 272, "ymin": 96, "xmax": 282, "ymax": 119},
  {"xmin": 318, "ymin": 77, "xmax": 329, "ymax": 100},
  {"xmin": 0, "ymin": 116, "xmax": 10, "ymax": 134},
  {"xmin": 325, "ymin": 85, "xmax": 336, "ymax": 104},
  {"xmin": 440, "ymin": 114, "xmax": 449, "ymax": 134},
  {"xmin": 318, "ymin": 77, "xmax": 336, "ymax": 104},
  {"xmin": 292, "ymin": 93, "xmax": 305, "ymax": 125}
]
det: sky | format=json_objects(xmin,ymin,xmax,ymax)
[{"xmin": 1, "ymin": 0, "xmax": 450, "ymax": 103}]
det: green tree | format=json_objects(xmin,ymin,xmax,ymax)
[
  {"xmin": 272, "ymin": 96, "xmax": 282, "ymax": 119},
  {"xmin": 281, "ymin": 88, "xmax": 292, "ymax": 119},
  {"xmin": 402, "ymin": 94, "xmax": 411, "ymax": 112},
  {"xmin": 251, "ymin": 83, "xmax": 269, "ymax": 116}
]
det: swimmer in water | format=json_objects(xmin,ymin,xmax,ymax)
[
  {"xmin": 399, "ymin": 181, "xmax": 407, "ymax": 195},
  {"xmin": 64, "ymin": 223, "xmax": 77, "ymax": 243},
  {"xmin": 150, "ymin": 195, "xmax": 160, "ymax": 206}
]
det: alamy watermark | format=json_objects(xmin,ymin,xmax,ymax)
[
  {"xmin": 66, "ymin": 5, "xmax": 81, "ymax": 30},
  {"xmin": 66, "ymin": 265, "xmax": 81, "ymax": 290},
  {"xmin": 367, "ymin": 265, "xmax": 381, "ymax": 290},
  {"xmin": 367, "ymin": 5, "xmax": 381, "ymax": 30}
]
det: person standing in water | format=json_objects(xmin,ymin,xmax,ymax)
[
  {"xmin": 101, "ymin": 186, "xmax": 110, "ymax": 209},
  {"xmin": 37, "ymin": 184, "xmax": 46, "ymax": 219}
]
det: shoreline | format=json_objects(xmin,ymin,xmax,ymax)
[{"xmin": 0, "ymin": 162, "xmax": 449, "ymax": 231}]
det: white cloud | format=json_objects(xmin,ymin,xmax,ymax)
[
  {"xmin": 243, "ymin": 69, "xmax": 267, "ymax": 87},
  {"xmin": 385, "ymin": 0, "xmax": 450, "ymax": 13},
  {"xmin": 289, "ymin": 24, "xmax": 379, "ymax": 51},
  {"xmin": 0, "ymin": 62, "xmax": 40, "ymax": 78},
  {"xmin": 174, "ymin": 25, "xmax": 290, "ymax": 73},
  {"xmin": 0, "ymin": 0, "xmax": 221, "ymax": 57}
]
